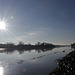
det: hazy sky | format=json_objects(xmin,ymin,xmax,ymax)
[{"xmin": 0, "ymin": 0, "xmax": 75, "ymax": 45}]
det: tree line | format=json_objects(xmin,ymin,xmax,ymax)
[
  {"xmin": 0, "ymin": 42, "xmax": 56, "ymax": 50},
  {"xmin": 71, "ymin": 43, "xmax": 75, "ymax": 49}
]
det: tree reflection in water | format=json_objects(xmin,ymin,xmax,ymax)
[
  {"xmin": 1, "ymin": 47, "xmax": 54, "ymax": 54},
  {"xmin": 0, "ymin": 42, "xmax": 56, "ymax": 54}
]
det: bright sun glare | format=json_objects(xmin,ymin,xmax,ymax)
[
  {"xmin": 0, "ymin": 67, "xmax": 3, "ymax": 75},
  {"xmin": 0, "ymin": 21, "xmax": 6, "ymax": 30}
]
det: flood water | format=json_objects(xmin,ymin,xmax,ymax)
[{"xmin": 0, "ymin": 47, "xmax": 72, "ymax": 75}]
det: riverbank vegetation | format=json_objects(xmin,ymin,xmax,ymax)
[
  {"xmin": 0, "ymin": 42, "xmax": 69, "ymax": 54},
  {"xmin": 0, "ymin": 42, "xmax": 57, "ymax": 54},
  {"xmin": 49, "ymin": 43, "xmax": 75, "ymax": 75},
  {"xmin": 0, "ymin": 42, "xmax": 56, "ymax": 50}
]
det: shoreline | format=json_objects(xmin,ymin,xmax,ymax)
[{"xmin": 49, "ymin": 49, "xmax": 75, "ymax": 75}]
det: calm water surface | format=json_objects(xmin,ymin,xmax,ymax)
[{"xmin": 0, "ymin": 47, "xmax": 72, "ymax": 75}]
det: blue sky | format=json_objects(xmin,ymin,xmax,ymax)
[{"xmin": 0, "ymin": 0, "xmax": 75, "ymax": 45}]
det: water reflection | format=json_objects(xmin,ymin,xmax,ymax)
[
  {"xmin": 0, "ymin": 47, "xmax": 71, "ymax": 75},
  {"xmin": 0, "ymin": 47, "xmax": 54, "ymax": 54},
  {"xmin": 17, "ymin": 60, "xmax": 24, "ymax": 64},
  {"xmin": 0, "ymin": 66, "xmax": 4, "ymax": 75}
]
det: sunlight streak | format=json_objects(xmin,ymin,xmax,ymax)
[
  {"xmin": 0, "ymin": 18, "xmax": 9, "ymax": 33},
  {"xmin": 0, "ymin": 67, "xmax": 4, "ymax": 75},
  {"xmin": 0, "ymin": 21, "xmax": 6, "ymax": 30}
]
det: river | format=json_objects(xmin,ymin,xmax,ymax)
[{"xmin": 0, "ymin": 47, "xmax": 72, "ymax": 75}]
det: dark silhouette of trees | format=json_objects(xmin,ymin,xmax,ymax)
[
  {"xmin": 0, "ymin": 42, "xmax": 56, "ymax": 54},
  {"xmin": 71, "ymin": 43, "xmax": 75, "ymax": 49},
  {"xmin": 0, "ymin": 42, "xmax": 56, "ymax": 49}
]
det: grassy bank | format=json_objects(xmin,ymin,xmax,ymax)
[{"xmin": 49, "ymin": 50, "xmax": 75, "ymax": 75}]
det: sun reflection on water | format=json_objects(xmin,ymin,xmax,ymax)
[{"xmin": 0, "ymin": 67, "xmax": 3, "ymax": 75}]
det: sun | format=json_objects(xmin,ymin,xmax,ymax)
[{"xmin": 0, "ymin": 21, "xmax": 6, "ymax": 30}]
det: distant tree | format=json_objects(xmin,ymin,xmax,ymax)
[
  {"xmin": 71, "ymin": 43, "xmax": 75, "ymax": 49},
  {"xmin": 35, "ymin": 42, "xmax": 41, "ymax": 45},
  {"xmin": 18, "ymin": 41, "xmax": 24, "ymax": 45},
  {"xmin": 6, "ymin": 42, "xmax": 15, "ymax": 48},
  {"xmin": 28, "ymin": 43, "xmax": 31, "ymax": 45},
  {"xmin": 7, "ymin": 42, "xmax": 14, "ymax": 45}
]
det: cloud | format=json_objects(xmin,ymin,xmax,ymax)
[
  {"xmin": 13, "ymin": 31, "xmax": 43, "ymax": 43},
  {"xmin": 28, "ymin": 32, "xmax": 37, "ymax": 36},
  {"xmin": 15, "ymin": 32, "xmax": 37, "ymax": 41},
  {"xmin": 15, "ymin": 35, "xmax": 27, "ymax": 41}
]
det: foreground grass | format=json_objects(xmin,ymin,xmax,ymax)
[{"xmin": 49, "ymin": 50, "xmax": 75, "ymax": 75}]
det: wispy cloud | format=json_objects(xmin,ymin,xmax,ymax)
[
  {"xmin": 12, "ymin": 31, "xmax": 43, "ymax": 43},
  {"xmin": 28, "ymin": 32, "xmax": 37, "ymax": 36},
  {"xmin": 15, "ymin": 31, "xmax": 40, "ymax": 42}
]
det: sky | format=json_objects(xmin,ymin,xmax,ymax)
[{"xmin": 0, "ymin": 0, "xmax": 75, "ymax": 45}]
